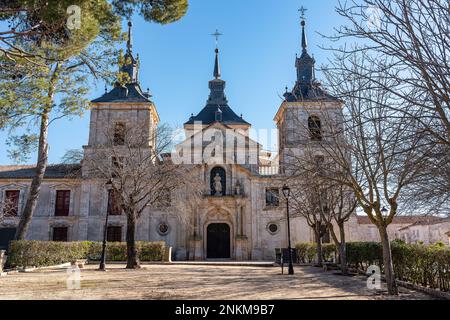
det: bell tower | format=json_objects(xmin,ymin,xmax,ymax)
[
  {"xmin": 83, "ymin": 21, "xmax": 159, "ymax": 175},
  {"xmin": 274, "ymin": 8, "xmax": 343, "ymax": 172}
]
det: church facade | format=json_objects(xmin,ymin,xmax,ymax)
[{"xmin": 2, "ymin": 18, "xmax": 442, "ymax": 260}]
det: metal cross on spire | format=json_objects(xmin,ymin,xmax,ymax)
[
  {"xmin": 211, "ymin": 29, "xmax": 223, "ymax": 48},
  {"xmin": 299, "ymin": 5, "xmax": 307, "ymax": 20}
]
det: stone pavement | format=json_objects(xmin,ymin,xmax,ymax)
[{"xmin": 0, "ymin": 264, "xmax": 435, "ymax": 300}]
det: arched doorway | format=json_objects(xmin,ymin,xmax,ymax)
[{"xmin": 207, "ymin": 223, "xmax": 230, "ymax": 259}]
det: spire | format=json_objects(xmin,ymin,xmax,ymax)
[
  {"xmin": 295, "ymin": 6, "xmax": 315, "ymax": 85},
  {"xmin": 211, "ymin": 29, "xmax": 222, "ymax": 79},
  {"xmin": 120, "ymin": 20, "xmax": 139, "ymax": 83},
  {"xmin": 299, "ymin": 6, "xmax": 308, "ymax": 53},
  {"xmin": 127, "ymin": 20, "xmax": 133, "ymax": 54},
  {"xmin": 301, "ymin": 20, "xmax": 307, "ymax": 53},
  {"xmin": 214, "ymin": 48, "xmax": 221, "ymax": 79},
  {"xmin": 207, "ymin": 29, "xmax": 227, "ymax": 105}
]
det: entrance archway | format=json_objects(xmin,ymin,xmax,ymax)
[{"xmin": 207, "ymin": 223, "xmax": 230, "ymax": 259}]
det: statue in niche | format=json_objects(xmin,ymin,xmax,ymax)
[
  {"xmin": 213, "ymin": 173, "xmax": 223, "ymax": 196},
  {"xmin": 235, "ymin": 180, "xmax": 242, "ymax": 196}
]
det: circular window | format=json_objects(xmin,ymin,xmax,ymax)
[
  {"xmin": 157, "ymin": 223, "xmax": 170, "ymax": 236},
  {"xmin": 267, "ymin": 223, "xmax": 279, "ymax": 235}
]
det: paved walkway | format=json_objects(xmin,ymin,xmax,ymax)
[{"xmin": 0, "ymin": 264, "xmax": 435, "ymax": 300}]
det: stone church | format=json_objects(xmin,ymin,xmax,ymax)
[{"xmin": 1, "ymin": 18, "xmax": 444, "ymax": 260}]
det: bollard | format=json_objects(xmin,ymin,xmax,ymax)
[{"xmin": 0, "ymin": 250, "xmax": 6, "ymax": 273}]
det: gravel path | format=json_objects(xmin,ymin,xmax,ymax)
[{"xmin": 0, "ymin": 264, "xmax": 435, "ymax": 300}]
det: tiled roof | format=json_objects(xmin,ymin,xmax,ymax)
[
  {"xmin": 0, "ymin": 164, "xmax": 81, "ymax": 179},
  {"xmin": 356, "ymin": 215, "xmax": 442, "ymax": 225}
]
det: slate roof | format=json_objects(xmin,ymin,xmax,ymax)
[
  {"xmin": 185, "ymin": 104, "xmax": 250, "ymax": 126},
  {"xmin": 0, "ymin": 164, "xmax": 82, "ymax": 179},
  {"xmin": 284, "ymin": 81, "xmax": 339, "ymax": 102},
  {"xmin": 91, "ymin": 82, "xmax": 151, "ymax": 104}
]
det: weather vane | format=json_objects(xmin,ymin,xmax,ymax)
[
  {"xmin": 211, "ymin": 29, "xmax": 223, "ymax": 48},
  {"xmin": 299, "ymin": 5, "xmax": 307, "ymax": 20}
]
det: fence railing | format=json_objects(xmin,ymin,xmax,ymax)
[{"xmin": 259, "ymin": 166, "xmax": 281, "ymax": 176}]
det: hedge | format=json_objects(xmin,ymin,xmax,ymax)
[
  {"xmin": 7, "ymin": 240, "xmax": 168, "ymax": 268},
  {"xmin": 295, "ymin": 243, "xmax": 336, "ymax": 263},
  {"xmin": 345, "ymin": 242, "xmax": 383, "ymax": 269},
  {"xmin": 391, "ymin": 240, "xmax": 450, "ymax": 292},
  {"xmin": 295, "ymin": 240, "xmax": 450, "ymax": 292}
]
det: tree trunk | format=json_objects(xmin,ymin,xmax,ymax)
[
  {"xmin": 126, "ymin": 213, "xmax": 140, "ymax": 269},
  {"xmin": 315, "ymin": 229, "xmax": 323, "ymax": 267},
  {"xmin": 14, "ymin": 110, "xmax": 49, "ymax": 240},
  {"xmin": 14, "ymin": 63, "xmax": 59, "ymax": 240},
  {"xmin": 378, "ymin": 226, "xmax": 398, "ymax": 295},
  {"xmin": 338, "ymin": 222, "xmax": 348, "ymax": 275}
]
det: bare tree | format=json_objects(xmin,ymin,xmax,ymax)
[
  {"xmin": 330, "ymin": 0, "xmax": 449, "ymax": 146},
  {"xmin": 85, "ymin": 123, "xmax": 203, "ymax": 269},
  {"xmin": 287, "ymin": 149, "xmax": 357, "ymax": 274},
  {"xmin": 310, "ymin": 51, "xmax": 437, "ymax": 295},
  {"xmin": 287, "ymin": 158, "xmax": 330, "ymax": 267},
  {"xmin": 325, "ymin": 0, "xmax": 450, "ymax": 213}
]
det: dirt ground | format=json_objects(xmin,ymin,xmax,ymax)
[{"xmin": 0, "ymin": 264, "xmax": 435, "ymax": 300}]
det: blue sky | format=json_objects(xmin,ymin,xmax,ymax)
[{"xmin": 0, "ymin": 0, "xmax": 345, "ymax": 165}]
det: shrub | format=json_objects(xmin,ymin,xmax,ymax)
[
  {"xmin": 7, "ymin": 240, "xmax": 168, "ymax": 268},
  {"xmin": 322, "ymin": 243, "xmax": 337, "ymax": 262},
  {"xmin": 346, "ymin": 242, "xmax": 383, "ymax": 269},
  {"xmin": 7, "ymin": 240, "xmax": 91, "ymax": 268},
  {"xmin": 391, "ymin": 240, "xmax": 450, "ymax": 292},
  {"xmin": 295, "ymin": 243, "xmax": 336, "ymax": 263},
  {"xmin": 295, "ymin": 243, "xmax": 310, "ymax": 263}
]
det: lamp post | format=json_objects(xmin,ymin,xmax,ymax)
[
  {"xmin": 282, "ymin": 184, "xmax": 294, "ymax": 275},
  {"xmin": 99, "ymin": 178, "xmax": 113, "ymax": 271}
]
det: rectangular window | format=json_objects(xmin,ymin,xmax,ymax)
[
  {"xmin": 113, "ymin": 122, "xmax": 125, "ymax": 145},
  {"xmin": 107, "ymin": 226, "xmax": 122, "ymax": 242},
  {"xmin": 107, "ymin": 189, "xmax": 122, "ymax": 215},
  {"xmin": 111, "ymin": 156, "xmax": 124, "ymax": 177},
  {"xmin": 4, "ymin": 190, "xmax": 20, "ymax": 216},
  {"xmin": 52, "ymin": 227, "xmax": 68, "ymax": 242},
  {"xmin": 265, "ymin": 188, "xmax": 280, "ymax": 207},
  {"xmin": 157, "ymin": 188, "xmax": 171, "ymax": 207},
  {"xmin": 55, "ymin": 190, "xmax": 70, "ymax": 216}
]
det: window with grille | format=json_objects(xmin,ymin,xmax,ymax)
[
  {"xmin": 265, "ymin": 188, "xmax": 280, "ymax": 207},
  {"xmin": 55, "ymin": 190, "xmax": 70, "ymax": 216},
  {"xmin": 308, "ymin": 116, "xmax": 322, "ymax": 140},
  {"xmin": 52, "ymin": 227, "xmax": 68, "ymax": 242},
  {"xmin": 107, "ymin": 189, "xmax": 122, "ymax": 216},
  {"xmin": 4, "ymin": 190, "xmax": 20, "ymax": 216},
  {"xmin": 113, "ymin": 122, "xmax": 125, "ymax": 145},
  {"xmin": 107, "ymin": 226, "xmax": 122, "ymax": 242}
]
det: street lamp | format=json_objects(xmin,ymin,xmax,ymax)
[
  {"xmin": 99, "ymin": 178, "xmax": 113, "ymax": 271},
  {"xmin": 282, "ymin": 184, "xmax": 294, "ymax": 275},
  {"xmin": 381, "ymin": 206, "xmax": 388, "ymax": 219}
]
